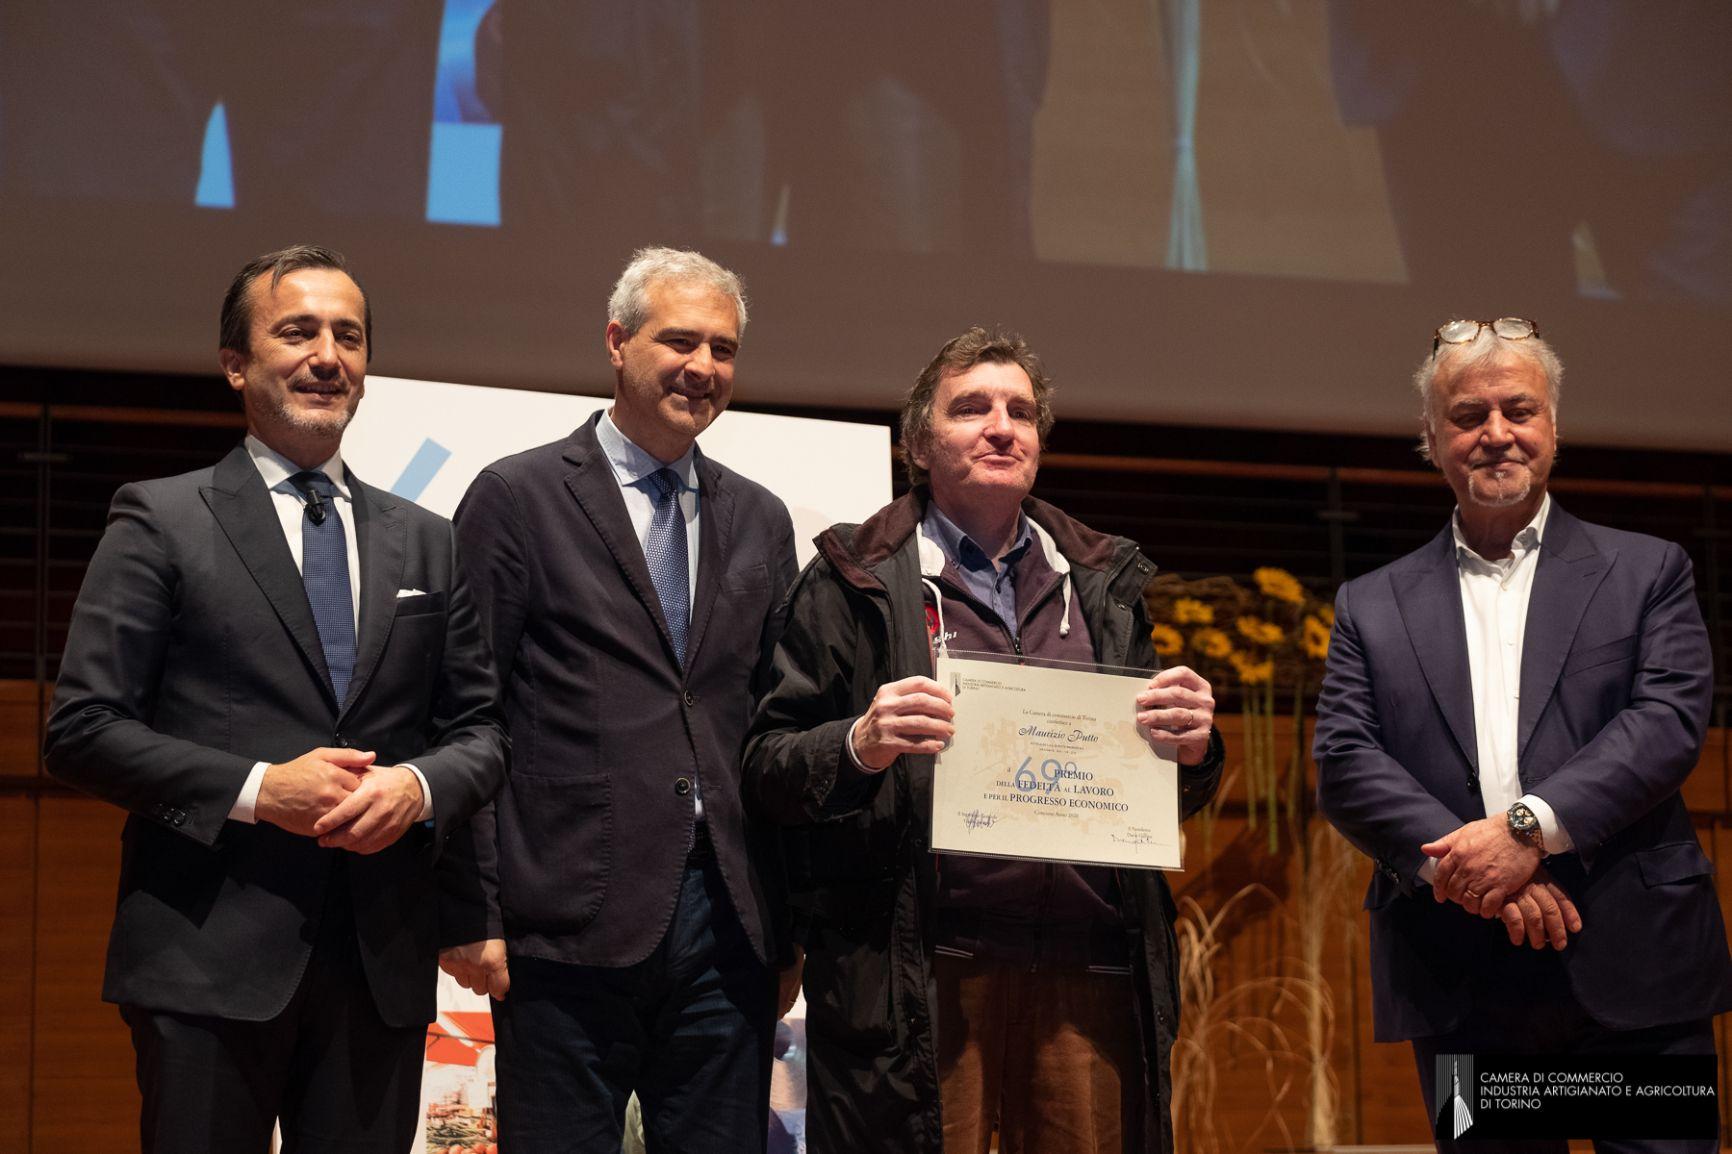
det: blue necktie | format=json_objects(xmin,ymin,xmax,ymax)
[
  {"xmin": 644, "ymin": 467, "xmax": 689, "ymax": 667},
  {"xmin": 289, "ymin": 471, "xmax": 356, "ymax": 705}
]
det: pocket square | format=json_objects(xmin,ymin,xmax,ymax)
[{"xmin": 397, "ymin": 588, "xmax": 428, "ymax": 598}]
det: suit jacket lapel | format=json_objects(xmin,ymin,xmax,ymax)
[
  {"xmin": 1394, "ymin": 526, "xmax": 1479, "ymax": 774},
  {"xmin": 561, "ymin": 419, "xmax": 683, "ymax": 667},
  {"xmin": 685, "ymin": 450, "xmax": 731, "ymax": 667},
  {"xmin": 203, "ymin": 444, "xmax": 335, "ymax": 705},
  {"xmin": 343, "ymin": 472, "xmax": 405, "ymax": 718},
  {"xmin": 1518, "ymin": 505, "xmax": 1610, "ymax": 758}
]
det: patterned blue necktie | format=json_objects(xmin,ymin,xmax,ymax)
[
  {"xmin": 644, "ymin": 467, "xmax": 689, "ymax": 667},
  {"xmin": 289, "ymin": 471, "xmax": 356, "ymax": 705}
]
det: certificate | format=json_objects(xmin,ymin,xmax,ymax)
[{"xmin": 930, "ymin": 653, "xmax": 1181, "ymax": 870}]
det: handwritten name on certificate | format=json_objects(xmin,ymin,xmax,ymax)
[{"xmin": 930, "ymin": 654, "xmax": 1182, "ymax": 870}]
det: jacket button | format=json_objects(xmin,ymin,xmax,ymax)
[
  {"xmin": 334, "ymin": 734, "xmax": 348, "ymax": 748},
  {"xmin": 683, "ymin": 691, "xmax": 697, "ymax": 707},
  {"xmin": 674, "ymin": 777, "xmax": 692, "ymax": 797}
]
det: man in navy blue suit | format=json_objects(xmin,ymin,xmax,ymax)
[
  {"xmin": 440, "ymin": 247, "xmax": 798, "ymax": 1152},
  {"xmin": 1315, "ymin": 317, "xmax": 1732, "ymax": 1153}
]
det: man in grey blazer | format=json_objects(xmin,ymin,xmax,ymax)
[
  {"xmin": 45, "ymin": 245, "xmax": 507, "ymax": 1152},
  {"xmin": 442, "ymin": 247, "xmax": 798, "ymax": 1151},
  {"xmin": 1315, "ymin": 318, "xmax": 1732, "ymax": 1151}
]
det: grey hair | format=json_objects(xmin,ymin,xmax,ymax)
[
  {"xmin": 607, "ymin": 246, "xmax": 748, "ymax": 338},
  {"xmin": 1413, "ymin": 324, "xmax": 1564, "ymax": 463}
]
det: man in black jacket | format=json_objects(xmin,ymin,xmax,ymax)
[
  {"xmin": 745, "ymin": 326, "xmax": 1224, "ymax": 1153},
  {"xmin": 441, "ymin": 247, "xmax": 798, "ymax": 1151},
  {"xmin": 45, "ymin": 244, "xmax": 507, "ymax": 1152}
]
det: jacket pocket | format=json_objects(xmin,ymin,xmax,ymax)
[
  {"xmin": 803, "ymin": 917, "xmax": 897, "ymax": 1053},
  {"xmin": 1636, "ymin": 841, "xmax": 1715, "ymax": 886},
  {"xmin": 393, "ymin": 591, "xmax": 448, "ymax": 618},
  {"xmin": 1561, "ymin": 634, "xmax": 1635, "ymax": 677},
  {"xmin": 499, "ymin": 772, "xmax": 612, "ymax": 931},
  {"xmin": 721, "ymin": 561, "xmax": 769, "ymax": 593}
]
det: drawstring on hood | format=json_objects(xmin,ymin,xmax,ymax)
[{"xmin": 915, "ymin": 517, "xmax": 1073, "ymax": 654}]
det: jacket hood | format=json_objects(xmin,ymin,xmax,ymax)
[{"xmin": 816, "ymin": 488, "xmax": 1129, "ymax": 593}]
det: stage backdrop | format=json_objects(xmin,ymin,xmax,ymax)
[{"xmin": 342, "ymin": 376, "xmax": 892, "ymax": 1153}]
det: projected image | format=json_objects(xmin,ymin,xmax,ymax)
[
  {"xmin": 0, "ymin": 0, "xmax": 444, "ymax": 219},
  {"xmin": 2, "ymin": 0, "xmax": 1726, "ymax": 304}
]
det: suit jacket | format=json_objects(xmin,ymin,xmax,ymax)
[
  {"xmin": 1315, "ymin": 503, "xmax": 1732, "ymax": 1041},
  {"xmin": 44, "ymin": 443, "xmax": 507, "ymax": 1028},
  {"xmin": 450, "ymin": 413, "xmax": 797, "ymax": 967}
]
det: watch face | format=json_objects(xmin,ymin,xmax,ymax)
[{"xmin": 1509, "ymin": 803, "xmax": 1539, "ymax": 833}]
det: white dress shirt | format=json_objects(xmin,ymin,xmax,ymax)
[
  {"xmin": 1419, "ymin": 493, "xmax": 1573, "ymax": 883},
  {"xmin": 229, "ymin": 435, "xmax": 432, "ymax": 824},
  {"xmin": 595, "ymin": 411, "xmax": 705, "ymax": 818}
]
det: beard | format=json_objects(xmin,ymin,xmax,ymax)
[
  {"xmin": 263, "ymin": 378, "xmax": 359, "ymax": 437},
  {"xmin": 1466, "ymin": 461, "xmax": 1533, "ymax": 508}
]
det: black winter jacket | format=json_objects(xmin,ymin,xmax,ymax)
[{"xmin": 744, "ymin": 489, "xmax": 1223, "ymax": 1152}]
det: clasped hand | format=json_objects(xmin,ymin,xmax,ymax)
[
  {"xmin": 1423, "ymin": 817, "xmax": 1582, "ymax": 949},
  {"xmin": 255, "ymin": 746, "xmax": 424, "ymax": 854}
]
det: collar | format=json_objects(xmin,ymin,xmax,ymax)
[
  {"xmin": 915, "ymin": 502, "xmax": 1071, "ymax": 582},
  {"xmin": 1451, "ymin": 492, "xmax": 1551, "ymax": 570},
  {"xmin": 597, "ymin": 410, "xmax": 698, "ymax": 493},
  {"xmin": 246, "ymin": 434, "xmax": 351, "ymax": 499},
  {"xmin": 921, "ymin": 502, "xmax": 1033, "ymax": 576}
]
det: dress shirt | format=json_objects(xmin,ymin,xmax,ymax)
[
  {"xmin": 596, "ymin": 410, "xmax": 705, "ymax": 818},
  {"xmin": 596, "ymin": 410, "xmax": 701, "ymax": 604},
  {"xmin": 1417, "ymin": 493, "xmax": 1572, "ymax": 883},
  {"xmin": 920, "ymin": 503, "xmax": 1034, "ymax": 636},
  {"xmin": 229, "ymin": 435, "xmax": 432, "ymax": 825}
]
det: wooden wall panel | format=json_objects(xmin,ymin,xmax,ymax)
[
  {"xmin": 33, "ymin": 798, "xmax": 134, "ymax": 1152},
  {"xmin": 0, "ymin": 799, "xmax": 37, "ymax": 1146},
  {"xmin": 0, "ymin": 679, "xmax": 46, "ymax": 777}
]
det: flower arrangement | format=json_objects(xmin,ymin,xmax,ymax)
[{"xmin": 1146, "ymin": 568, "xmax": 1335, "ymax": 852}]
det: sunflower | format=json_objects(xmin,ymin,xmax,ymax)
[
  {"xmin": 1230, "ymin": 652, "xmax": 1275, "ymax": 685},
  {"xmin": 1253, "ymin": 566, "xmax": 1305, "ymax": 605},
  {"xmin": 1151, "ymin": 623, "xmax": 1184, "ymax": 658},
  {"xmin": 1302, "ymin": 614, "xmax": 1331, "ymax": 660},
  {"xmin": 1192, "ymin": 627, "xmax": 1233, "ymax": 659},
  {"xmin": 1235, "ymin": 615, "xmax": 1285, "ymax": 647},
  {"xmin": 1172, "ymin": 596, "xmax": 1213, "ymax": 625}
]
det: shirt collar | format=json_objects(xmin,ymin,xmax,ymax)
[
  {"xmin": 597, "ymin": 410, "xmax": 698, "ymax": 493},
  {"xmin": 1452, "ymin": 492, "xmax": 1550, "ymax": 570},
  {"xmin": 922, "ymin": 501, "xmax": 1032, "ymax": 576},
  {"xmin": 246, "ymin": 434, "xmax": 351, "ymax": 500}
]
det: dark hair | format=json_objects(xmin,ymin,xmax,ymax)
[
  {"xmin": 219, "ymin": 244, "xmax": 371, "ymax": 358},
  {"xmin": 899, "ymin": 326, "xmax": 1055, "ymax": 485}
]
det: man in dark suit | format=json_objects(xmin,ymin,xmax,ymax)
[
  {"xmin": 1315, "ymin": 317, "xmax": 1732, "ymax": 1152},
  {"xmin": 44, "ymin": 244, "xmax": 507, "ymax": 1153},
  {"xmin": 441, "ymin": 247, "xmax": 798, "ymax": 1151}
]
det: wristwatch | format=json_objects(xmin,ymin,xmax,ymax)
[{"xmin": 1507, "ymin": 801, "xmax": 1545, "ymax": 854}]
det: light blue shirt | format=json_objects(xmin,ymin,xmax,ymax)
[
  {"xmin": 596, "ymin": 410, "xmax": 706, "ymax": 818},
  {"xmin": 596, "ymin": 411, "xmax": 701, "ymax": 605},
  {"xmin": 922, "ymin": 502, "xmax": 1034, "ymax": 637}
]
